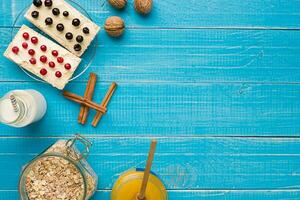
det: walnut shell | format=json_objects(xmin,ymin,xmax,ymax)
[
  {"xmin": 134, "ymin": 0, "xmax": 153, "ymax": 15},
  {"xmin": 108, "ymin": 0, "xmax": 127, "ymax": 9},
  {"xmin": 104, "ymin": 16, "xmax": 125, "ymax": 37}
]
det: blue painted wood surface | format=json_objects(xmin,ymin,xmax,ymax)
[{"xmin": 0, "ymin": 0, "xmax": 300, "ymax": 199}]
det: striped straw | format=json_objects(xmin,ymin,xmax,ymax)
[{"xmin": 9, "ymin": 94, "xmax": 19, "ymax": 113}]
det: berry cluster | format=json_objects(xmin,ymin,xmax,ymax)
[
  {"xmin": 12, "ymin": 31, "xmax": 72, "ymax": 78},
  {"xmin": 31, "ymin": 0, "xmax": 91, "ymax": 52}
]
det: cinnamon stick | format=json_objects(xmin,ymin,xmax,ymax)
[
  {"xmin": 63, "ymin": 91, "xmax": 106, "ymax": 113},
  {"xmin": 92, "ymin": 82, "xmax": 117, "ymax": 127},
  {"xmin": 78, "ymin": 73, "xmax": 97, "ymax": 124}
]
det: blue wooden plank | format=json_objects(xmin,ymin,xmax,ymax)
[
  {"xmin": 1, "ymin": 28, "xmax": 300, "ymax": 83},
  {"xmin": 0, "ymin": 82, "xmax": 299, "ymax": 136},
  {"xmin": 1, "ymin": 0, "xmax": 300, "ymax": 28},
  {"xmin": 1, "ymin": 190, "xmax": 300, "ymax": 200},
  {"xmin": 0, "ymin": 137, "xmax": 299, "ymax": 190}
]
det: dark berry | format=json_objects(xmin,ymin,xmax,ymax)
[
  {"xmin": 33, "ymin": 0, "xmax": 42, "ymax": 7},
  {"xmin": 72, "ymin": 18, "xmax": 80, "ymax": 26},
  {"xmin": 40, "ymin": 45, "xmax": 47, "ymax": 52},
  {"xmin": 63, "ymin": 11, "xmax": 69, "ymax": 17},
  {"xmin": 65, "ymin": 32, "xmax": 73, "ymax": 40},
  {"xmin": 23, "ymin": 32, "xmax": 30, "ymax": 40},
  {"xmin": 52, "ymin": 50, "xmax": 58, "ymax": 57},
  {"xmin": 31, "ymin": 37, "xmax": 38, "ymax": 44},
  {"xmin": 52, "ymin": 8, "xmax": 60, "ymax": 15},
  {"xmin": 56, "ymin": 23, "xmax": 64, "ymax": 32},
  {"xmin": 22, "ymin": 42, "xmax": 28, "ymax": 49},
  {"xmin": 49, "ymin": 61, "xmax": 55, "ymax": 68},
  {"xmin": 28, "ymin": 49, "xmax": 35, "ymax": 56},
  {"xmin": 45, "ymin": 17, "xmax": 53, "ymax": 25},
  {"xmin": 31, "ymin": 11, "xmax": 39, "ymax": 18},
  {"xmin": 64, "ymin": 63, "xmax": 71, "ymax": 70},
  {"xmin": 29, "ymin": 58, "xmax": 36, "ymax": 65},
  {"xmin": 44, "ymin": 0, "xmax": 53, "ymax": 7},
  {"xmin": 83, "ymin": 27, "xmax": 89, "ymax": 34},
  {"xmin": 57, "ymin": 57, "xmax": 64, "ymax": 63},
  {"xmin": 12, "ymin": 46, "xmax": 19, "ymax": 54},
  {"xmin": 40, "ymin": 55, "xmax": 47, "ymax": 63},
  {"xmin": 55, "ymin": 71, "xmax": 62, "ymax": 78},
  {"xmin": 40, "ymin": 68, "xmax": 47, "ymax": 76},
  {"xmin": 76, "ymin": 35, "xmax": 84, "ymax": 43},
  {"xmin": 74, "ymin": 44, "xmax": 82, "ymax": 51}
]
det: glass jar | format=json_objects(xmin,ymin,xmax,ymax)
[
  {"xmin": 111, "ymin": 168, "xmax": 168, "ymax": 200},
  {"xmin": 19, "ymin": 134, "xmax": 98, "ymax": 200},
  {"xmin": 0, "ymin": 89, "xmax": 47, "ymax": 128}
]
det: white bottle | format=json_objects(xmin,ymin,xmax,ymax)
[{"xmin": 0, "ymin": 90, "xmax": 47, "ymax": 128}]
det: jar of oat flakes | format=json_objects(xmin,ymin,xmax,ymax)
[{"xmin": 18, "ymin": 134, "xmax": 98, "ymax": 200}]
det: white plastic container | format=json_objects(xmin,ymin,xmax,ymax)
[{"xmin": 0, "ymin": 89, "xmax": 47, "ymax": 127}]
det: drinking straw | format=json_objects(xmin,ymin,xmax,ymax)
[{"xmin": 9, "ymin": 94, "xmax": 19, "ymax": 112}]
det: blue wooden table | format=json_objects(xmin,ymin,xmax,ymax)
[{"xmin": 1, "ymin": 0, "xmax": 300, "ymax": 199}]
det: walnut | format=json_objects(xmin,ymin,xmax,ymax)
[
  {"xmin": 108, "ymin": 0, "xmax": 127, "ymax": 9},
  {"xmin": 134, "ymin": 0, "xmax": 153, "ymax": 15},
  {"xmin": 104, "ymin": 16, "xmax": 125, "ymax": 37}
]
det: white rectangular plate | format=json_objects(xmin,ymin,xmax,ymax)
[{"xmin": 4, "ymin": 25, "xmax": 81, "ymax": 90}]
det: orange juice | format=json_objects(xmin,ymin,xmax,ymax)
[{"xmin": 111, "ymin": 168, "xmax": 167, "ymax": 200}]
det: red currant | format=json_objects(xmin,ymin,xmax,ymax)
[
  {"xmin": 22, "ymin": 42, "xmax": 28, "ymax": 49},
  {"xmin": 40, "ymin": 45, "xmax": 47, "ymax": 52},
  {"xmin": 40, "ymin": 55, "xmax": 47, "ymax": 63},
  {"xmin": 29, "ymin": 58, "xmax": 36, "ymax": 64},
  {"xmin": 31, "ymin": 36, "xmax": 38, "ymax": 44},
  {"xmin": 55, "ymin": 71, "xmax": 62, "ymax": 78},
  {"xmin": 40, "ymin": 68, "xmax": 47, "ymax": 76},
  {"xmin": 52, "ymin": 50, "xmax": 58, "ymax": 57},
  {"xmin": 23, "ymin": 32, "xmax": 29, "ymax": 40},
  {"xmin": 28, "ymin": 49, "xmax": 35, "ymax": 56},
  {"xmin": 12, "ymin": 46, "xmax": 19, "ymax": 54},
  {"xmin": 64, "ymin": 63, "xmax": 71, "ymax": 70},
  {"xmin": 48, "ymin": 61, "xmax": 55, "ymax": 68},
  {"xmin": 57, "ymin": 57, "xmax": 64, "ymax": 63}
]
